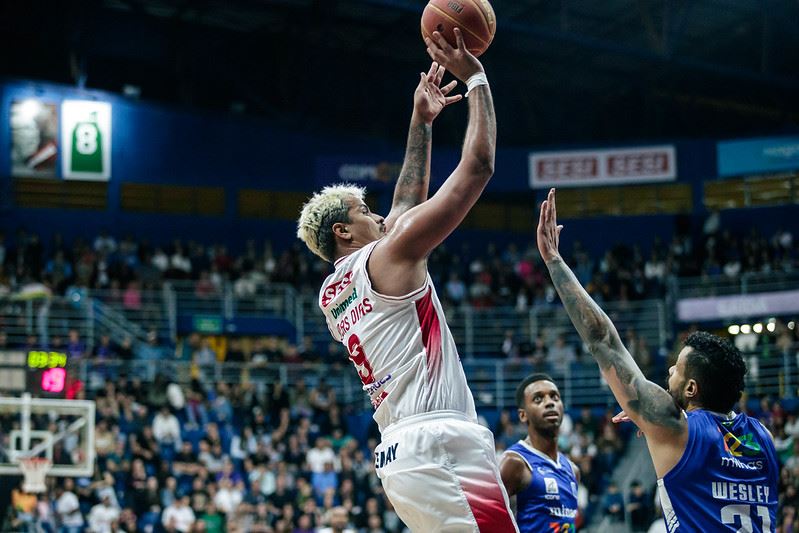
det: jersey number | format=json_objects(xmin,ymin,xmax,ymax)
[
  {"xmin": 548, "ymin": 523, "xmax": 572, "ymax": 532},
  {"xmin": 720, "ymin": 504, "xmax": 771, "ymax": 532}
]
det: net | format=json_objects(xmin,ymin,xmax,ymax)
[{"xmin": 19, "ymin": 457, "xmax": 51, "ymax": 493}]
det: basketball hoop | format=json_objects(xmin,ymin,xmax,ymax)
[{"xmin": 19, "ymin": 457, "xmax": 52, "ymax": 493}]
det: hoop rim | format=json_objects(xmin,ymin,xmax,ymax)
[{"xmin": 19, "ymin": 457, "xmax": 53, "ymax": 466}]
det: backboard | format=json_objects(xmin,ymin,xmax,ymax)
[{"xmin": 0, "ymin": 393, "xmax": 95, "ymax": 477}]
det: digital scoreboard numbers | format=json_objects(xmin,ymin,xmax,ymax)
[{"xmin": 26, "ymin": 351, "xmax": 69, "ymax": 396}]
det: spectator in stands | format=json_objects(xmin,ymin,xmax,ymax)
[
  {"xmin": 66, "ymin": 328, "xmax": 88, "ymax": 360},
  {"xmin": 162, "ymin": 494, "xmax": 196, "ymax": 533},
  {"xmin": 93, "ymin": 334, "xmax": 115, "ymax": 360},
  {"xmin": 87, "ymin": 494, "xmax": 120, "ymax": 533},
  {"xmin": 11, "ymin": 481, "xmax": 37, "ymax": 532},
  {"xmin": 196, "ymin": 502, "xmax": 222, "ymax": 533},
  {"xmin": 601, "ymin": 481, "xmax": 625, "ymax": 524},
  {"xmin": 169, "ymin": 244, "xmax": 192, "ymax": 279},
  {"xmin": 94, "ymin": 230, "xmax": 117, "ymax": 256},
  {"xmin": 318, "ymin": 506, "xmax": 356, "ymax": 533},
  {"xmin": 548, "ymin": 333, "xmax": 576, "ymax": 375},
  {"xmin": 153, "ymin": 406, "xmax": 182, "ymax": 450},
  {"xmin": 214, "ymin": 478, "xmax": 244, "ymax": 515},
  {"xmin": 55, "ymin": 479, "xmax": 84, "ymax": 533},
  {"xmin": 628, "ymin": 479, "xmax": 653, "ymax": 532},
  {"xmin": 311, "ymin": 460, "xmax": 339, "ymax": 503}
]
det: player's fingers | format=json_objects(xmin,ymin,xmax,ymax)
[
  {"xmin": 427, "ymin": 62, "xmax": 438, "ymax": 80},
  {"xmin": 434, "ymin": 64, "xmax": 446, "ymax": 86},
  {"xmin": 432, "ymin": 31, "xmax": 453, "ymax": 53},
  {"xmin": 440, "ymin": 80, "xmax": 458, "ymax": 95},
  {"xmin": 539, "ymin": 200, "xmax": 548, "ymax": 228},
  {"xmin": 425, "ymin": 38, "xmax": 442, "ymax": 57},
  {"xmin": 453, "ymin": 27, "xmax": 466, "ymax": 51},
  {"xmin": 551, "ymin": 188, "xmax": 558, "ymax": 220},
  {"xmin": 444, "ymin": 94, "xmax": 463, "ymax": 105}
]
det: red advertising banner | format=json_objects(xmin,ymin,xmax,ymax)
[{"xmin": 529, "ymin": 145, "xmax": 676, "ymax": 188}]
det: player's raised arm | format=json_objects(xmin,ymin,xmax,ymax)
[
  {"xmin": 383, "ymin": 63, "xmax": 462, "ymax": 232},
  {"xmin": 536, "ymin": 189, "xmax": 686, "ymax": 448},
  {"xmin": 374, "ymin": 28, "xmax": 495, "ymax": 267}
]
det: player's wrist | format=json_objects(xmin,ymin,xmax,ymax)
[
  {"xmin": 465, "ymin": 72, "xmax": 489, "ymax": 97},
  {"xmin": 411, "ymin": 109, "xmax": 435, "ymax": 126}
]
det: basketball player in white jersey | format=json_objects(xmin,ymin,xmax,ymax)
[{"xmin": 297, "ymin": 29, "xmax": 517, "ymax": 533}]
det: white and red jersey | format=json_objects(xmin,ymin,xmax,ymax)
[{"xmin": 319, "ymin": 240, "xmax": 477, "ymax": 432}]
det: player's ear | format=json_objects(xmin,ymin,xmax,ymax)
[
  {"xmin": 332, "ymin": 222, "xmax": 351, "ymax": 241},
  {"xmin": 684, "ymin": 378, "xmax": 698, "ymax": 399},
  {"xmin": 518, "ymin": 408, "xmax": 527, "ymax": 424}
]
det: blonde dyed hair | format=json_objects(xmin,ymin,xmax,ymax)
[{"xmin": 297, "ymin": 184, "xmax": 366, "ymax": 262}]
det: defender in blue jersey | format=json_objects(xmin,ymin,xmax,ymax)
[
  {"xmin": 500, "ymin": 374, "xmax": 580, "ymax": 532},
  {"xmin": 536, "ymin": 188, "xmax": 778, "ymax": 532}
]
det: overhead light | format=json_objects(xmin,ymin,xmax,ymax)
[
  {"xmin": 753, "ymin": 323, "xmax": 763, "ymax": 333},
  {"xmin": 741, "ymin": 324, "xmax": 752, "ymax": 334},
  {"xmin": 767, "ymin": 322, "xmax": 776, "ymax": 333},
  {"xmin": 728, "ymin": 325, "xmax": 740, "ymax": 335},
  {"xmin": 122, "ymin": 84, "xmax": 141, "ymax": 99}
]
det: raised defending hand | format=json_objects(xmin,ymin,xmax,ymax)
[
  {"xmin": 414, "ymin": 62, "xmax": 462, "ymax": 124},
  {"xmin": 537, "ymin": 188, "xmax": 564, "ymax": 263},
  {"xmin": 424, "ymin": 27, "xmax": 484, "ymax": 83},
  {"xmin": 612, "ymin": 410, "xmax": 644, "ymax": 437}
]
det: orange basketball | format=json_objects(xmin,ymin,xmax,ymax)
[{"xmin": 421, "ymin": 0, "xmax": 496, "ymax": 57}]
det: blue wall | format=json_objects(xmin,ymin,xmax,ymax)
[{"xmin": 1, "ymin": 79, "xmax": 790, "ymax": 256}]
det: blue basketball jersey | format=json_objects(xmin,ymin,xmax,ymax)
[
  {"xmin": 659, "ymin": 410, "xmax": 778, "ymax": 532},
  {"xmin": 505, "ymin": 440, "xmax": 579, "ymax": 533}
]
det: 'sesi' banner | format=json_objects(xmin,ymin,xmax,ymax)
[{"xmin": 529, "ymin": 145, "xmax": 676, "ymax": 189}]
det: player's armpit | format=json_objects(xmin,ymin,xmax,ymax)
[
  {"xmin": 499, "ymin": 451, "xmax": 529, "ymax": 497},
  {"xmin": 569, "ymin": 459, "xmax": 580, "ymax": 484}
]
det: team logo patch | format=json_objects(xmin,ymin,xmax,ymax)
[
  {"xmin": 544, "ymin": 477, "xmax": 559, "ymax": 495},
  {"xmin": 321, "ymin": 271, "xmax": 353, "ymax": 307}
]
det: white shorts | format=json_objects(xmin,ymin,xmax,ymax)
[{"xmin": 374, "ymin": 410, "xmax": 519, "ymax": 533}]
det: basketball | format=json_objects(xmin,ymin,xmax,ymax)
[{"xmin": 421, "ymin": 0, "xmax": 496, "ymax": 57}]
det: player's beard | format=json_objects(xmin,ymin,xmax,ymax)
[
  {"xmin": 531, "ymin": 417, "xmax": 560, "ymax": 440},
  {"xmin": 668, "ymin": 380, "xmax": 688, "ymax": 410}
]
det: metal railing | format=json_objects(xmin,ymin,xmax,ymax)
[
  {"xmin": 0, "ymin": 296, "xmax": 93, "ymax": 348},
  {"xmin": 90, "ymin": 287, "xmax": 171, "ymax": 341},
  {"xmin": 676, "ymin": 270, "xmax": 799, "ymax": 298},
  {"xmin": 73, "ymin": 346, "xmax": 798, "ymax": 411}
]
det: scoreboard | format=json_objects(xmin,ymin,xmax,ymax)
[{"xmin": 0, "ymin": 350, "xmax": 71, "ymax": 396}]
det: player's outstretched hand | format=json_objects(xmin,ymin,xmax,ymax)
[
  {"xmin": 424, "ymin": 27, "xmax": 483, "ymax": 83},
  {"xmin": 414, "ymin": 62, "xmax": 462, "ymax": 124},
  {"xmin": 612, "ymin": 410, "xmax": 644, "ymax": 438},
  {"xmin": 537, "ymin": 188, "xmax": 564, "ymax": 263}
]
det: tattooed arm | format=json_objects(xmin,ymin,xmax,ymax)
[
  {"xmin": 369, "ymin": 29, "xmax": 494, "ymax": 296},
  {"xmin": 536, "ymin": 189, "xmax": 687, "ymax": 474},
  {"xmin": 383, "ymin": 63, "xmax": 461, "ymax": 232}
]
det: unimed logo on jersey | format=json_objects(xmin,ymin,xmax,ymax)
[{"xmin": 321, "ymin": 271, "xmax": 353, "ymax": 307}]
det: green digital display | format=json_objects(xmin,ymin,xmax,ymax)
[{"xmin": 26, "ymin": 351, "xmax": 68, "ymax": 369}]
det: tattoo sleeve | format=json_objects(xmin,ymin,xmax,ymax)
[
  {"xmin": 545, "ymin": 258, "xmax": 682, "ymax": 432},
  {"xmin": 391, "ymin": 119, "xmax": 432, "ymax": 210}
]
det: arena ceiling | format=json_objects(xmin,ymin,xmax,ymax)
[{"xmin": 2, "ymin": 0, "xmax": 799, "ymax": 146}]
